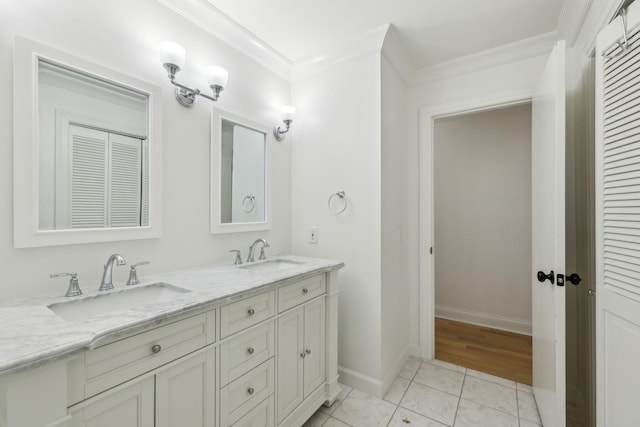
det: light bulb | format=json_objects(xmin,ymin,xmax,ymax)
[
  {"xmin": 281, "ymin": 105, "xmax": 296, "ymax": 122},
  {"xmin": 160, "ymin": 41, "xmax": 186, "ymax": 68},
  {"xmin": 207, "ymin": 66, "xmax": 229, "ymax": 88}
]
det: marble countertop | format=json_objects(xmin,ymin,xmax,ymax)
[{"xmin": 0, "ymin": 255, "xmax": 343, "ymax": 378}]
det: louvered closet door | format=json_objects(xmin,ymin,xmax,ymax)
[
  {"xmin": 69, "ymin": 125, "xmax": 108, "ymax": 228},
  {"xmin": 109, "ymin": 133, "xmax": 143, "ymax": 227},
  {"xmin": 596, "ymin": 3, "xmax": 640, "ymax": 426}
]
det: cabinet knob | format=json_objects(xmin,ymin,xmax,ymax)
[
  {"xmin": 151, "ymin": 344, "xmax": 162, "ymax": 354},
  {"xmin": 247, "ymin": 347, "xmax": 255, "ymax": 355},
  {"xmin": 247, "ymin": 387, "xmax": 255, "ymax": 395},
  {"xmin": 300, "ymin": 352, "xmax": 306, "ymax": 358},
  {"xmin": 247, "ymin": 308, "xmax": 255, "ymax": 316},
  {"xmin": 302, "ymin": 288, "xmax": 309, "ymax": 294},
  {"xmin": 305, "ymin": 348, "xmax": 311, "ymax": 355}
]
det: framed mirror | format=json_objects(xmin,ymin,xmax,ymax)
[
  {"xmin": 211, "ymin": 108, "xmax": 271, "ymax": 234},
  {"xmin": 13, "ymin": 36, "xmax": 162, "ymax": 247}
]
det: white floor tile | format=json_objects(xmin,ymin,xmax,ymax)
[
  {"xmin": 384, "ymin": 376, "xmax": 411, "ymax": 404},
  {"xmin": 398, "ymin": 357, "xmax": 422, "ymax": 379},
  {"xmin": 519, "ymin": 420, "xmax": 542, "ymax": 427},
  {"xmin": 319, "ymin": 384, "xmax": 353, "ymax": 415},
  {"xmin": 388, "ymin": 407, "xmax": 447, "ymax": 427},
  {"xmin": 323, "ymin": 417, "xmax": 352, "ymax": 427},
  {"xmin": 303, "ymin": 410, "xmax": 329, "ymax": 427},
  {"xmin": 517, "ymin": 390, "xmax": 542, "ymax": 424},
  {"xmin": 465, "ymin": 368, "xmax": 517, "ymax": 389},
  {"xmin": 461, "ymin": 376, "xmax": 518, "ymax": 416},
  {"xmin": 332, "ymin": 389, "xmax": 396, "ymax": 427},
  {"xmin": 428, "ymin": 359, "xmax": 467, "ymax": 374},
  {"xmin": 399, "ymin": 381, "xmax": 459, "ymax": 426},
  {"xmin": 517, "ymin": 382, "xmax": 533, "ymax": 393},
  {"xmin": 413, "ymin": 363, "xmax": 465, "ymax": 396},
  {"xmin": 454, "ymin": 399, "xmax": 519, "ymax": 427}
]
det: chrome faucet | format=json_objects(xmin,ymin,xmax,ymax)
[
  {"xmin": 247, "ymin": 239, "xmax": 270, "ymax": 263},
  {"xmin": 99, "ymin": 254, "xmax": 126, "ymax": 291}
]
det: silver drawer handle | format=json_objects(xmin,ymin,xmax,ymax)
[
  {"xmin": 305, "ymin": 348, "xmax": 311, "ymax": 355},
  {"xmin": 302, "ymin": 288, "xmax": 309, "ymax": 294},
  {"xmin": 247, "ymin": 308, "xmax": 255, "ymax": 316},
  {"xmin": 247, "ymin": 347, "xmax": 255, "ymax": 355},
  {"xmin": 151, "ymin": 344, "xmax": 162, "ymax": 354},
  {"xmin": 247, "ymin": 387, "xmax": 255, "ymax": 395},
  {"xmin": 300, "ymin": 352, "xmax": 306, "ymax": 358}
]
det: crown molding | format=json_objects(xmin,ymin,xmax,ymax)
[
  {"xmin": 557, "ymin": 0, "xmax": 593, "ymax": 46},
  {"xmin": 411, "ymin": 31, "xmax": 558, "ymax": 87},
  {"xmin": 291, "ymin": 24, "xmax": 389, "ymax": 82},
  {"xmin": 575, "ymin": 0, "xmax": 623, "ymax": 56},
  {"xmin": 156, "ymin": 0, "xmax": 292, "ymax": 80},
  {"xmin": 381, "ymin": 25, "xmax": 415, "ymax": 85}
]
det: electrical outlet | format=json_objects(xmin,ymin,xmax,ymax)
[{"xmin": 309, "ymin": 226, "xmax": 318, "ymax": 244}]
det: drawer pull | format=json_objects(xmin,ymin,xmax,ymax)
[
  {"xmin": 305, "ymin": 348, "xmax": 311, "ymax": 355},
  {"xmin": 302, "ymin": 288, "xmax": 309, "ymax": 294},
  {"xmin": 300, "ymin": 351, "xmax": 306, "ymax": 359},
  {"xmin": 247, "ymin": 387, "xmax": 255, "ymax": 395},
  {"xmin": 247, "ymin": 308, "xmax": 255, "ymax": 316},
  {"xmin": 151, "ymin": 344, "xmax": 162, "ymax": 354},
  {"xmin": 247, "ymin": 347, "xmax": 255, "ymax": 355}
]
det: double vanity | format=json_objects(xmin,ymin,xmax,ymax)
[{"xmin": 0, "ymin": 255, "xmax": 343, "ymax": 427}]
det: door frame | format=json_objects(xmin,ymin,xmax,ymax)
[{"xmin": 418, "ymin": 91, "xmax": 534, "ymax": 359}]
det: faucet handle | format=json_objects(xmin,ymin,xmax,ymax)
[
  {"xmin": 258, "ymin": 242, "xmax": 270, "ymax": 261},
  {"xmin": 230, "ymin": 250, "xmax": 243, "ymax": 265},
  {"xmin": 50, "ymin": 272, "xmax": 82, "ymax": 297},
  {"xmin": 127, "ymin": 261, "xmax": 150, "ymax": 286}
]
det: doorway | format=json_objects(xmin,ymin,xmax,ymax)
[{"xmin": 432, "ymin": 103, "xmax": 534, "ymax": 384}]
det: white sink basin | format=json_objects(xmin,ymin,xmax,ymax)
[
  {"xmin": 240, "ymin": 259, "xmax": 303, "ymax": 273},
  {"xmin": 48, "ymin": 283, "xmax": 191, "ymax": 322}
]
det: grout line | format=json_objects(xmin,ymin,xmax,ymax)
[{"xmin": 452, "ymin": 371, "xmax": 466, "ymax": 426}]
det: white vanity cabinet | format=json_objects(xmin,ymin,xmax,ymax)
[{"xmin": 0, "ymin": 266, "xmax": 341, "ymax": 427}]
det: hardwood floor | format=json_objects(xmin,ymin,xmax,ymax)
[{"xmin": 435, "ymin": 317, "xmax": 532, "ymax": 385}]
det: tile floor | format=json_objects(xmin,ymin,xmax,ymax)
[{"xmin": 304, "ymin": 357, "xmax": 542, "ymax": 427}]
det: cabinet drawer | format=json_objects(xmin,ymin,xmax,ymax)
[
  {"xmin": 220, "ymin": 322, "xmax": 275, "ymax": 386},
  {"xmin": 68, "ymin": 312, "xmax": 214, "ymax": 403},
  {"xmin": 230, "ymin": 395, "xmax": 274, "ymax": 427},
  {"xmin": 220, "ymin": 291, "xmax": 275, "ymax": 338},
  {"xmin": 220, "ymin": 359, "xmax": 274, "ymax": 426},
  {"xmin": 277, "ymin": 275, "xmax": 326, "ymax": 313}
]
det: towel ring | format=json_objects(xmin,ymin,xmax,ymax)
[
  {"xmin": 242, "ymin": 194, "xmax": 256, "ymax": 213},
  {"xmin": 328, "ymin": 190, "xmax": 347, "ymax": 215}
]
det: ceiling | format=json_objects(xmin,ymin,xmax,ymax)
[{"xmin": 203, "ymin": 0, "xmax": 568, "ymax": 68}]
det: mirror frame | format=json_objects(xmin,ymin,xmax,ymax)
[
  {"xmin": 210, "ymin": 108, "xmax": 272, "ymax": 234},
  {"xmin": 13, "ymin": 36, "xmax": 163, "ymax": 248}
]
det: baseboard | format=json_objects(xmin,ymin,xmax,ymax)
[
  {"xmin": 337, "ymin": 366, "xmax": 384, "ymax": 398},
  {"xmin": 409, "ymin": 342, "xmax": 421, "ymax": 359},
  {"xmin": 435, "ymin": 305, "xmax": 532, "ymax": 335},
  {"xmin": 380, "ymin": 345, "xmax": 410, "ymax": 398}
]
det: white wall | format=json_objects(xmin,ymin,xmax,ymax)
[
  {"xmin": 380, "ymin": 55, "xmax": 410, "ymax": 383},
  {"xmin": 0, "ymin": 0, "xmax": 291, "ymax": 300},
  {"xmin": 291, "ymin": 52, "xmax": 384, "ymax": 394},
  {"xmin": 407, "ymin": 54, "xmax": 548, "ymax": 351},
  {"xmin": 433, "ymin": 104, "xmax": 532, "ymax": 334}
]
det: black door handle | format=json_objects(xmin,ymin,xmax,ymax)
[
  {"xmin": 567, "ymin": 273, "xmax": 582, "ymax": 285},
  {"xmin": 537, "ymin": 270, "xmax": 554, "ymax": 284}
]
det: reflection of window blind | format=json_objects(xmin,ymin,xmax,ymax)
[
  {"xmin": 141, "ymin": 140, "xmax": 149, "ymax": 226},
  {"xmin": 70, "ymin": 127, "xmax": 107, "ymax": 228},
  {"xmin": 109, "ymin": 134, "xmax": 142, "ymax": 227},
  {"xmin": 68, "ymin": 125, "xmax": 144, "ymax": 229}
]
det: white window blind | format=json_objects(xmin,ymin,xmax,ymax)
[
  {"xmin": 109, "ymin": 133, "xmax": 142, "ymax": 228},
  {"xmin": 67, "ymin": 125, "xmax": 145, "ymax": 229},
  {"xmin": 70, "ymin": 126, "xmax": 108, "ymax": 228},
  {"xmin": 602, "ymin": 26, "xmax": 640, "ymax": 300}
]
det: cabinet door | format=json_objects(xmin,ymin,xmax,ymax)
[
  {"xmin": 69, "ymin": 376, "xmax": 154, "ymax": 427},
  {"xmin": 155, "ymin": 350, "xmax": 215, "ymax": 427},
  {"xmin": 303, "ymin": 298, "xmax": 325, "ymax": 397},
  {"xmin": 276, "ymin": 307, "xmax": 304, "ymax": 423}
]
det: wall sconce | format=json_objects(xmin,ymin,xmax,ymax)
[
  {"xmin": 160, "ymin": 41, "xmax": 228, "ymax": 108},
  {"xmin": 273, "ymin": 106, "xmax": 296, "ymax": 141}
]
